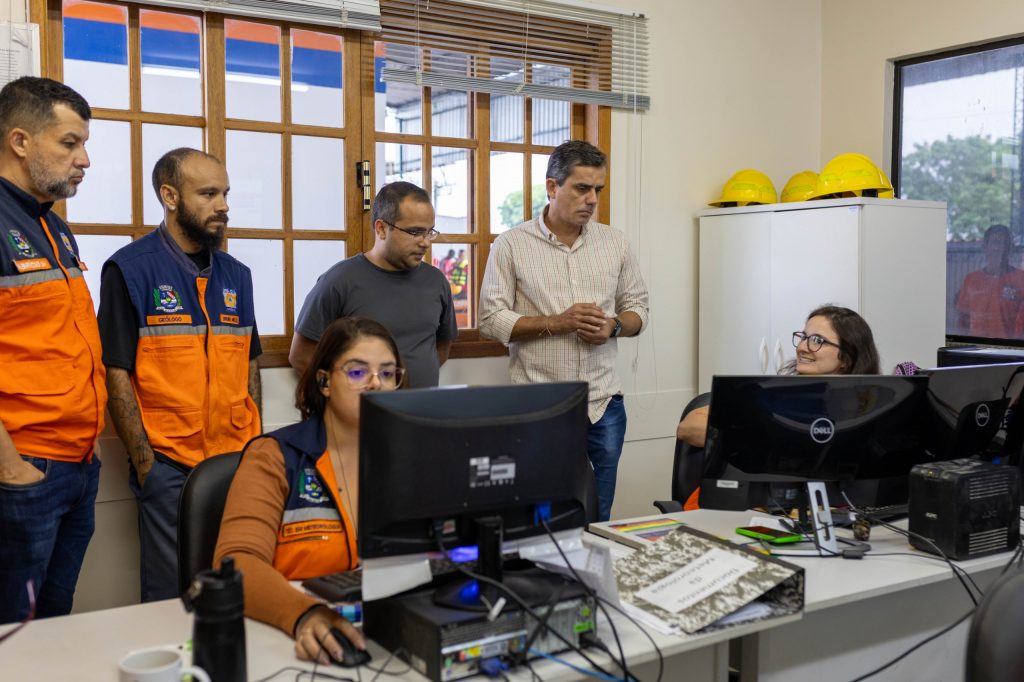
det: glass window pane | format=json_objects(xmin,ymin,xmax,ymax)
[
  {"xmin": 430, "ymin": 50, "xmax": 470, "ymax": 139},
  {"xmin": 432, "ymin": 243, "xmax": 472, "ymax": 328},
  {"xmin": 140, "ymin": 10, "xmax": 202, "ymax": 116},
  {"xmin": 225, "ymin": 20, "xmax": 281, "ymax": 123},
  {"xmin": 67, "ymin": 119, "xmax": 131, "ymax": 224},
  {"xmin": 62, "ymin": 0, "xmax": 129, "ymax": 110},
  {"xmin": 432, "ymin": 147, "xmax": 469, "ymax": 235},
  {"xmin": 490, "ymin": 151, "xmax": 524, "ymax": 234},
  {"xmin": 76, "ymin": 234, "xmax": 131, "ymax": 312},
  {"xmin": 376, "ymin": 142, "xmax": 423, "ymax": 191},
  {"xmin": 529, "ymin": 153, "xmax": 549, "ymax": 221},
  {"xmin": 226, "ymin": 131, "xmax": 282, "ymax": 229},
  {"xmin": 531, "ymin": 65, "xmax": 571, "ymax": 145},
  {"xmin": 292, "ymin": 136, "xmax": 344, "ymax": 231},
  {"xmin": 898, "ymin": 44, "xmax": 1024, "ymax": 341},
  {"xmin": 490, "ymin": 58, "xmax": 524, "ymax": 143},
  {"xmin": 291, "ymin": 29, "xmax": 344, "ymax": 128},
  {"xmin": 294, "ymin": 240, "xmax": 345, "ymax": 325},
  {"xmin": 228, "ymin": 238, "xmax": 284, "ymax": 334},
  {"xmin": 374, "ymin": 42, "xmax": 422, "ymax": 134},
  {"xmin": 142, "ymin": 124, "xmax": 204, "ymax": 225}
]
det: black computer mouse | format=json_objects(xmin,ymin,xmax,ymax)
[{"xmin": 328, "ymin": 626, "xmax": 372, "ymax": 668}]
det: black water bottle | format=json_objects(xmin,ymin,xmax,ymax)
[{"xmin": 182, "ymin": 556, "xmax": 247, "ymax": 682}]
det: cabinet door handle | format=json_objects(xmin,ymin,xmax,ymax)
[
  {"xmin": 759, "ymin": 337, "xmax": 769, "ymax": 374},
  {"xmin": 774, "ymin": 338, "xmax": 784, "ymax": 373}
]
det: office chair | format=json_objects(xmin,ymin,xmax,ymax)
[
  {"xmin": 177, "ymin": 451, "xmax": 243, "ymax": 595},
  {"xmin": 964, "ymin": 568, "xmax": 1024, "ymax": 682},
  {"xmin": 653, "ymin": 392, "xmax": 711, "ymax": 513}
]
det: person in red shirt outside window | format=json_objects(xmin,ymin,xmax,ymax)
[{"xmin": 956, "ymin": 224, "xmax": 1024, "ymax": 339}]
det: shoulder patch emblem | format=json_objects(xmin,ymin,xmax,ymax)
[{"xmin": 223, "ymin": 288, "xmax": 237, "ymax": 311}]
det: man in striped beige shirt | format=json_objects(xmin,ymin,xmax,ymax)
[{"xmin": 479, "ymin": 140, "xmax": 649, "ymax": 522}]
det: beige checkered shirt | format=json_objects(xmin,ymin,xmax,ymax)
[{"xmin": 479, "ymin": 214, "xmax": 650, "ymax": 423}]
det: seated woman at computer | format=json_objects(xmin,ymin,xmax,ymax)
[
  {"xmin": 213, "ymin": 317, "xmax": 405, "ymax": 664},
  {"xmin": 677, "ymin": 305, "xmax": 881, "ymax": 449}
]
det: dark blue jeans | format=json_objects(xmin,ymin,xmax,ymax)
[
  {"xmin": 128, "ymin": 456, "xmax": 187, "ymax": 603},
  {"xmin": 0, "ymin": 455, "xmax": 100, "ymax": 624},
  {"xmin": 586, "ymin": 394, "xmax": 627, "ymax": 522}
]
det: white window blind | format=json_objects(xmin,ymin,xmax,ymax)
[
  {"xmin": 133, "ymin": 0, "xmax": 381, "ymax": 30},
  {"xmin": 378, "ymin": 0, "xmax": 649, "ymax": 111}
]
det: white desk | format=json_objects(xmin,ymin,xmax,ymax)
[
  {"xmin": 0, "ymin": 582, "xmax": 798, "ymax": 681},
  {"xmin": 598, "ymin": 509, "xmax": 1016, "ymax": 682}
]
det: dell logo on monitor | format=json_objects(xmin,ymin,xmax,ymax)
[
  {"xmin": 975, "ymin": 404, "xmax": 990, "ymax": 428},
  {"xmin": 810, "ymin": 418, "xmax": 835, "ymax": 444}
]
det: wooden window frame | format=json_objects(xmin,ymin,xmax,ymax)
[{"xmin": 36, "ymin": 0, "xmax": 611, "ymax": 366}]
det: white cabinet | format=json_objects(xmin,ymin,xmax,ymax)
[{"xmin": 697, "ymin": 198, "xmax": 947, "ymax": 392}]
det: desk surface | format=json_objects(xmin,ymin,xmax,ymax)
[{"xmin": 0, "ymin": 580, "xmax": 796, "ymax": 681}]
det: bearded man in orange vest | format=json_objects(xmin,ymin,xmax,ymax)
[
  {"xmin": 99, "ymin": 148, "xmax": 262, "ymax": 601},
  {"xmin": 0, "ymin": 78, "xmax": 105, "ymax": 624}
]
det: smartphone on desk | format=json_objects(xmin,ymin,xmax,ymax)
[{"xmin": 735, "ymin": 525, "xmax": 803, "ymax": 544}]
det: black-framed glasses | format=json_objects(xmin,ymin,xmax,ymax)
[
  {"xmin": 336, "ymin": 362, "xmax": 406, "ymax": 389},
  {"xmin": 0, "ymin": 580, "xmax": 35, "ymax": 645},
  {"xmin": 792, "ymin": 331, "xmax": 840, "ymax": 352},
  {"xmin": 383, "ymin": 220, "xmax": 440, "ymax": 241}
]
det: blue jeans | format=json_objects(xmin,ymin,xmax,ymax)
[
  {"xmin": 586, "ymin": 395, "xmax": 627, "ymax": 522},
  {"xmin": 0, "ymin": 455, "xmax": 100, "ymax": 624}
]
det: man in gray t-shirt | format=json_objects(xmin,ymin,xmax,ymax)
[{"xmin": 289, "ymin": 182, "xmax": 457, "ymax": 387}]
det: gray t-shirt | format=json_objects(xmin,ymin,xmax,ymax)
[{"xmin": 295, "ymin": 253, "xmax": 458, "ymax": 388}]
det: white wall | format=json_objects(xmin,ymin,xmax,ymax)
[
  {"xmin": 821, "ymin": 0, "xmax": 1024, "ymax": 169},
  {"xmin": 8, "ymin": 0, "xmax": 824, "ymax": 612}
]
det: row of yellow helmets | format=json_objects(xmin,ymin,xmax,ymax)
[{"xmin": 709, "ymin": 153, "xmax": 895, "ymax": 207}]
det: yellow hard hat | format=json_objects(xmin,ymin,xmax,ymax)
[
  {"xmin": 812, "ymin": 153, "xmax": 891, "ymax": 199},
  {"xmin": 780, "ymin": 171, "xmax": 819, "ymax": 203},
  {"xmin": 709, "ymin": 169, "xmax": 778, "ymax": 207},
  {"xmin": 877, "ymin": 170, "xmax": 895, "ymax": 198}
]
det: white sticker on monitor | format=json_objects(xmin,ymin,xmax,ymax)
[
  {"xmin": 469, "ymin": 456, "xmax": 517, "ymax": 488},
  {"xmin": 716, "ymin": 479, "xmax": 739, "ymax": 489}
]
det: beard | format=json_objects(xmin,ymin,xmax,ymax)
[
  {"xmin": 179, "ymin": 200, "xmax": 227, "ymax": 250},
  {"xmin": 27, "ymin": 156, "xmax": 79, "ymax": 200}
]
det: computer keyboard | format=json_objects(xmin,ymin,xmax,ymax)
[
  {"xmin": 856, "ymin": 503, "xmax": 910, "ymax": 522},
  {"xmin": 302, "ymin": 556, "xmax": 482, "ymax": 603}
]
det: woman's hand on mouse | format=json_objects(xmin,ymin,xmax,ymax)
[{"xmin": 294, "ymin": 605, "xmax": 365, "ymax": 663}]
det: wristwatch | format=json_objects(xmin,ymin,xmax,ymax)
[{"xmin": 610, "ymin": 317, "xmax": 623, "ymax": 338}]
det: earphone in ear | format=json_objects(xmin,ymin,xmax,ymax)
[{"xmin": 318, "ymin": 375, "xmax": 329, "ymax": 389}]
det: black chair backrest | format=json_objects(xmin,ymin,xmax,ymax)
[
  {"xmin": 671, "ymin": 392, "xmax": 712, "ymax": 503},
  {"xmin": 965, "ymin": 568, "xmax": 1024, "ymax": 681},
  {"xmin": 176, "ymin": 451, "xmax": 242, "ymax": 596}
]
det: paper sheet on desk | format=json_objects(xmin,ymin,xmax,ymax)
[
  {"xmin": 519, "ymin": 528, "xmax": 619, "ymax": 604},
  {"xmin": 360, "ymin": 556, "xmax": 433, "ymax": 601},
  {"xmin": 0, "ymin": 23, "xmax": 40, "ymax": 86}
]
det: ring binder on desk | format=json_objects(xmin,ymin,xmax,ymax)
[{"xmin": 614, "ymin": 524, "xmax": 804, "ymax": 634}]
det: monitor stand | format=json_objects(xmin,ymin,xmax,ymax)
[
  {"xmin": 432, "ymin": 515, "xmax": 559, "ymax": 611},
  {"xmin": 784, "ymin": 481, "xmax": 839, "ymax": 557}
]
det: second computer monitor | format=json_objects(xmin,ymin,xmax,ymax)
[{"xmin": 699, "ymin": 375, "xmax": 932, "ymax": 510}]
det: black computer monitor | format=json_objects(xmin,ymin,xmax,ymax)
[
  {"xmin": 919, "ymin": 362, "xmax": 1024, "ymax": 463},
  {"xmin": 698, "ymin": 375, "xmax": 933, "ymax": 511},
  {"xmin": 358, "ymin": 382, "xmax": 594, "ymax": 608}
]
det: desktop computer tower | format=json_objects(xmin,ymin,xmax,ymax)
[
  {"xmin": 364, "ymin": 569, "xmax": 595, "ymax": 682},
  {"xmin": 908, "ymin": 458, "xmax": 1020, "ymax": 561}
]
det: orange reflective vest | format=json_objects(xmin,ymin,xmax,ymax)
[
  {"xmin": 256, "ymin": 418, "xmax": 357, "ymax": 579},
  {"xmin": 0, "ymin": 179, "xmax": 105, "ymax": 460},
  {"xmin": 107, "ymin": 227, "xmax": 260, "ymax": 468}
]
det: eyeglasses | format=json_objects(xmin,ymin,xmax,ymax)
[
  {"xmin": 792, "ymin": 331, "xmax": 840, "ymax": 352},
  {"xmin": 383, "ymin": 220, "xmax": 440, "ymax": 241},
  {"xmin": 336, "ymin": 362, "xmax": 405, "ymax": 389},
  {"xmin": 0, "ymin": 580, "xmax": 35, "ymax": 645}
]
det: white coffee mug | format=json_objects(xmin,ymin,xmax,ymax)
[{"xmin": 118, "ymin": 646, "xmax": 210, "ymax": 682}]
